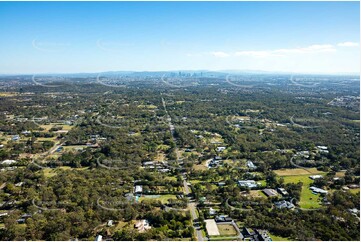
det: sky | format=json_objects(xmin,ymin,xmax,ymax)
[{"xmin": 0, "ymin": 1, "xmax": 359, "ymax": 74}]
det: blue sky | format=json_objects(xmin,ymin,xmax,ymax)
[{"xmin": 0, "ymin": 1, "xmax": 359, "ymax": 74}]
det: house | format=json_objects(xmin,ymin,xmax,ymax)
[
  {"xmin": 348, "ymin": 208, "xmax": 359, "ymax": 216},
  {"xmin": 142, "ymin": 161, "xmax": 154, "ymax": 167},
  {"xmin": 238, "ymin": 180, "xmax": 258, "ymax": 189},
  {"xmin": 297, "ymin": 151, "xmax": 310, "ymax": 158},
  {"xmin": 1, "ymin": 159, "xmax": 17, "ymax": 165},
  {"xmin": 134, "ymin": 219, "xmax": 151, "ymax": 232},
  {"xmin": 17, "ymin": 218, "xmax": 26, "ymax": 224},
  {"xmin": 21, "ymin": 130, "xmax": 31, "ymax": 135},
  {"xmin": 12, "ymin": 135, "xmax": 20, "ymax": 141},
  {"xmin": 310, "ymin": 186, "xmax": 328, "ymax": 194},
  {"xmin": 274, "ymin": 200, "xmax": 295, "ymax": 209},
  {"xmin": 277, "ymin": 187, "xmax": 289, "ymax": 196},
  {"xmin": 107, "ymin": 220, "xmax": 113, "ymax": 227},
  {"xmin": 309, "ymin": 175, "xmax": 323, "ymax": 180},
  {"xmin": 316, "ymin": 146, "xmax": 328, "ymax": 153},
  {"xmin": 15, "ymin": 182, "xmax": 24, "ymax": 187},
  {"xmin": 316, "ymin": 146, "xmax": 329, "ymax": 154},
  {"xmin": 216, "ymin": 146, "xmax": 226, "ymax": 152},
  {"xmin": 241, "ymin": 227, "xmax": 272, "ymax": 241},
  {"xmin": 316, "ymin": 146, "xmax": 328, "ymax": 150},
  {"xmin": 134, "ymin": 185, "xmax": 143, "ymax": 194},
  {"xmin": 21, "ymin": 214, "xmax": 32, "ymax": 219},
  {"xmin": 95, "ymin": 235, "xmax": 102, "ymax": 241},
  {"xmin": 209, "ymin": 207, "xmax": 216, "ymax": 215},
  {"xmin": 262, "ymin": 188, "xmax": 278, "ymax": 197},
  {"xmin": 159, "ymin": 168, "xmax": 170, "ymax": 173},
  {"xmin": 247, "ymin": 160, "xmax": 257, "ymax": 170},
  {"xmin": 215, "ymin": 215, "xmax": 233, "ymax": 223}
]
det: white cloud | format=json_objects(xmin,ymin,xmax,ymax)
[
  {"xmin": 337, "ymin": 42, "xmax": 359, "ymax": 47},
  {"xmin": 234, "ymin": 50, "xmax": 280, "ymax": 57},
  {"xmin": 210, "ymin": 51, "xmax": 230, "ymax": 58},
  {"xmin": 276, "ymin": 44, "xmax": 336, "ymax": 54},
  {"xmin": 210, "ymin": 44, "xmax": 337, "ymax": 58}
]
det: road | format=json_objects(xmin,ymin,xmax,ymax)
[
  {"xmin": 161, "ymin": 96, "xmax": 179, "ymax": 161},
  {"xmin": 162, "ymin": 95, "xmax": 206, "ymax": 241}
]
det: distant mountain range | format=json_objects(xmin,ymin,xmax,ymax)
[{"xmin": 0, "ymin": 70, "xmax": 359, "ymax": 77}]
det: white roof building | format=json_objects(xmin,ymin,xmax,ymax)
[
  {"xmin": 310, "ymin": 186, "xmax": 328, "ymax": 194},
  {"xmin": 216, "ymin": 146, "xmax": 226, "ymax": 152},
  {"xmin": 1, "ymin": 159, "xmax": 17, "ymax": 165},
  {"xmin": 134, "ymin": 185, "xmax": 143, "ymax": 193},
  {"xmin": 309, "ymin": 175, "xmax": 323, "ymax": 180},
  {"xmin": 238, "ymin": 180, "xmax": 258, "ymax": 188}
]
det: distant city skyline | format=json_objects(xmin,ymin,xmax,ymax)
[{"xmin": 0, "ymin": 1, "xmax": 359, "ymax": 74}]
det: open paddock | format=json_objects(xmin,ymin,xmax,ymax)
[{"xmin": 274, "ymin": 168, "xmax": 325, "ymax": 176}]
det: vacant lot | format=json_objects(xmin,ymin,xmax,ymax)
[
  {"xmin": 274, "ymin": 168, "xmax": 325, "ymax": 176},
  {"xmin": 217, "ymin": 224, "xmax": 238, "ymax": 236}
]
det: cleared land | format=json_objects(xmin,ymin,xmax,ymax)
[
  {"xmin": 281, "ymin": 174, "xmax": 323, "ymax": 209},
  {"xmin": 274, "ymin": 168, "xmax": 324, "ymax": 176}
]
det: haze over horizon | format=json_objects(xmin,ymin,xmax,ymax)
[{"xmin": 0, "ymin": 1, "xmax": 359, "ymax": 74}]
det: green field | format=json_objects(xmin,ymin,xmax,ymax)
[
  {"xmin": 63, "ymin": 145, "xmax": 87, "ymax": 151},
  {"xmin": 138, "ymin": 194, "xmax": 177, "ymax": 203},
  {"xmin": 36, "ymin": 137, "xmax": 58, "ymax": 142},
  {"xmin": 349, "ymin": 188, "xmax": 360, "ymax": 194},
  {"xmin": 270, "ymin": 234, "xmax": 291, "ymax": 241},
  {"xmin": 42, "ymin": 166, "xmax": 89, "ymax": 178},
  {"xmin": 281, "ymin": 174, "xmax": 323, "ymax": 209},
  {"xmin": 274, "ymin": 168, "xmax": 324, "ymax": 176}
]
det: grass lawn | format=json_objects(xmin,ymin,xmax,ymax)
[
  {"xmin": 137, "ymin": 104, "xmax": 157, "ymax": 109},
  {"xmin": 114, "ymin": 221, "xmax": 131, "ymax": 231},
  {"xmin": 42, "ymin": 168, "xmax": 57, "ymax": 178},
  {"xmin": 63, "ymin": 145, "xmax": 87, "ymax": 151},
  {"xmin": 157, "ymin": 144, "xmax": 170, "ymax": 151},
  {"xmin": 349, "ymin": 188, "xmax": 360, "ymax": 194},
  {"xmin": 209, "ymin": 236, "xmax": 238, "ymax": 241},
  {"xmin": 281, "ymin": 174, "xmax": 323, "ymax": 209},
  {"xmin": 42, "ymin": 166, "xmax": 89, "ymax": 178},
  {"xmin": 39, "ymin": 124, "xmax": 73, "ymax": 132},
  {"xmin": 0, "ymin": 223, "xmax": 5, "ymax": 229},
  {"xmin": 335, "ymin": 171, "xmax": 346, "ymax": 177},
  {"xmin": 270, "ymin": 234, "xmax": 291, "ymax": 241},
  {"xmin": 193, "ymin": 163, "xmax": 208, "ymax": 171},
  {"xmin": 138, "ymin": 194, "xmax": 177, "ymax": 204},
  {"xmin": 164, "ymin": 176, "xmax": 177, "ymax": 182},
  {"xmin": 217, "ymin": 224, "xmax": 238, "ymax": 236},
  {"xmin": 274, "ymin": 168, "xmax": 325, "ymax": 176}
]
